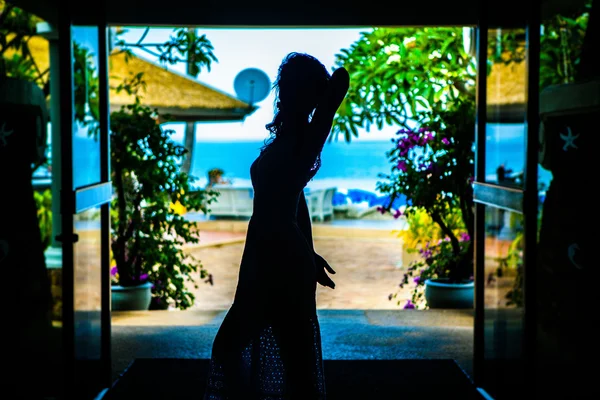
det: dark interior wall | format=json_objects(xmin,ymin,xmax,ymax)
[
  {"xmin": 9, "ymin": 0, "xmax": 590, "ymax": 28},
  {"xmin": 1, "ymin": 0, "xmax": 537, "ymax": 27}
]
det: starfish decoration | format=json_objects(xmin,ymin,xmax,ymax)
[
  {"xmin": 559, "ymin": 127, "xmax": 579, "ymax": 152},
  {"xmin": 0, "ymin": 122, "xmax": 14, "ymax": 147}
]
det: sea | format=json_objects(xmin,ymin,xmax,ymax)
[{"xmin": 188, "ymin": 139, "xmax": 553, "ymax": 195}]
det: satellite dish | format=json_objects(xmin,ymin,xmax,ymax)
[{"xmin": 234, "ymin": 68, "xmax": 271, "ymax": 106}]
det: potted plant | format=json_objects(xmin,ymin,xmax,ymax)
[
  {"xmin": 379, "ymin": 98, "xmax": 475, "ymax": 309},
  {"xmin": 109, "ymin": 92, "xmax": 217, "ymax": 311}
]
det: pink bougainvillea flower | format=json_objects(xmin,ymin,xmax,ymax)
[
  {"xmin": 376, "ymin": 206, "xmax": 386, "ymax": 215},
  {"xmin": 404, "ymin": 300, "xmax": 416, "ymax": 309},
  {"xmin": 441, "ymin": 137, "xmax": 450, "ymax": 145},
  {"xmin": 110, "ymin": 266, "xmax": 118, "ymax": 276},
  {"xmin": 460, "ymin": 232, "xmax": 471, "ymax": 242},
  {"xmin": 393, "ymin": 209, "xmax": 403, "ymax": 219},
  {"xmin": 413, "ymin": 276, "xmax": 421, "ymax": 284},
  {"xmin": 397, "ymin": 160, "xmax": 408, "ymax": 172}
]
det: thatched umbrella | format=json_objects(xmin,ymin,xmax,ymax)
[
  {"xmin": 108, "ymin": 48, "xmax": 257, "ymax": 172},
  {"xmin": 487, "ymin": 59, "xmax": 526, "ymax": 123},
  {"xmin": 19, "ymin": 35, "xmax": 257, "ymax": 173}
]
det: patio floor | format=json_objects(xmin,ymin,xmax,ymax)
[{"xmin": 111, "ymin": 308, "xmax": 475, "ymax": 384}]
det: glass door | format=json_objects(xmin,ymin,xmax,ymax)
[
  {"xmin": 473, "ymin": 2, "xmax": 540, "ymax": 399},
  {"xmin": 58, "ymin": 8, "xmax": 112, "ymax": 399}
]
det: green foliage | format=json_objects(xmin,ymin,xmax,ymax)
[
  {"xmin": 489, "ymin": 0, "xmax": 592, "ymax": 90},
  {"xmin": 0, "ymin": 0, "xmax": 47, "ymax": 87},
  {"xmin": 379, "ymin": 97, "xmax": 475, "ymax": 275},
  {"xmin": 501, "ymin": 231, "xmax": 524, "ymax": 307},
  {"xmin": 391, "ymin": 232, "xmax": 472, "ymax": 309},
  {"xmin": 109, "ymin": 97, "xmax": 218, "ymax": 309},
  {"xmin": 337, "ymin": 12, "xmax": 590, "ymax": 309},
  {"xmin": 398, "ymin": 206, "xmax": 465, "ymax": 250},
  {"xmin": 333, "ymin": 27, "xmax": 476, "ymax": 142},
  {"xmin": 33, "ymin": 189, "xmax": 52, "ymax": 252},
  {"xmin": 380, "ymin": 101, "xmax": 475, "ymax": 309},
  {"xmin": 73, "ymin": 42, "xmax": 100, "ymax": 126},
  {"xmin": 112, "ymin": 27, "xmax": 218, "ymax": 77},
  {"xmin": 338, "ymin": 28, "xmax": 474, "ymax": 306},
  {"xmin": 336, "ymin": 27, "xmax": 478, "ymax": 308},
  {"xmin": 2, "ymin": 4, "xmax": 221, "ymax": 310},
  {"xmin": 491, "ymin": 222, "xmax": 526, "ymax": 308},
  {"xmin": 107, "ymin": 27, "xmax": 219, "ymax": 309},
  {"xmin": 334, "ymin": 2, "xmax": 591, "ymax": 142}
]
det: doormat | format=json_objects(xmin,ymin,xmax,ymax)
[{"xmin": 105, "ymin": 358, "xmax": 483, "ymax": 399}]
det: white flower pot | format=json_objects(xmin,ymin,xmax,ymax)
[
  {"xmin": 424, "ymin": 278, "xmax": 474, "ymax": 309},
  {"xmin": 111, "ymin": 282, "xmax": 153, "ymax": 311}
]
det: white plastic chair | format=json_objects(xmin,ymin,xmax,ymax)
[
  {"xmin": 306, "ymin": 187, "xmax": 336, "ymax": 221},
  {"xmin": 207, "ymin": 185, "xmax": 254, "ymax": 218}
]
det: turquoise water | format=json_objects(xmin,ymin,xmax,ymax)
[{"xmin": 189, "ymin": 138, "xmax": 552, "ymax": 193}]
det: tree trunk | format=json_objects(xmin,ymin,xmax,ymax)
[
  {"xmin": 181, "ymin": 27, "xmax": 197, "ymax": 176},
  {"xmin": 181, "ymin": 121, "xmax": 195, "ymax": 175}
]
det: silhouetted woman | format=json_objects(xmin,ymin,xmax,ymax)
[{"xmin": 203, "ymin": 53, "xmax": 350, "ymax": 399}]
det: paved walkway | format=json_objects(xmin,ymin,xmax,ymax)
[{"xmin": 111, "ymin": 309, "xmax": 474, "ymax": 383}]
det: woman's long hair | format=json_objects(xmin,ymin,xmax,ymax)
[{"xmin": 263, "ymin": 52, "xmax": 331, "ymax": 152}]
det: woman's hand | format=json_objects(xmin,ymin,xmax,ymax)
[{"xmin": 315, "ymin": 253, "xmax": 336, "ymax": 289}]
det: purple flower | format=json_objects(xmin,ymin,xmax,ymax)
[
  {"xmin": 376, "ymin": 206, "xmax": 386, "ymax": 215},
  {"xmin": 393, "ymin": 209, "xmax": 403, "ymax": 219},
  {"xmin": 413, "ymin": 276, "xmax": 421, "ymax": 284},
  {"xmin": 418, "ymin": 244, "xmax": 433, "ymax": 258},
  {"xmin": 404, "ymin": 300, "xmax": 416, "ymax": 309},
  {"xmin": 110, "ymin": 266, "xmax": 118, "ymax": 276},
  {"xmin": 139, "ymin": 273, "xmax": 149, "ymax": 281},
  {"xmin": 397, "ymin": 160, "xmax": 408, "ymax": 172},
  {"xmin": 460, "ymin": 233, "xmax": 471, "ymax": 242},
  {"xmin": 441, "ymin": 138, "xmax": 450, "ymax": 145}
]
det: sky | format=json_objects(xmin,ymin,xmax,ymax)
[{"xmin": 117, "ymin": 27, "xmax": 400, "ymax": 142}]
